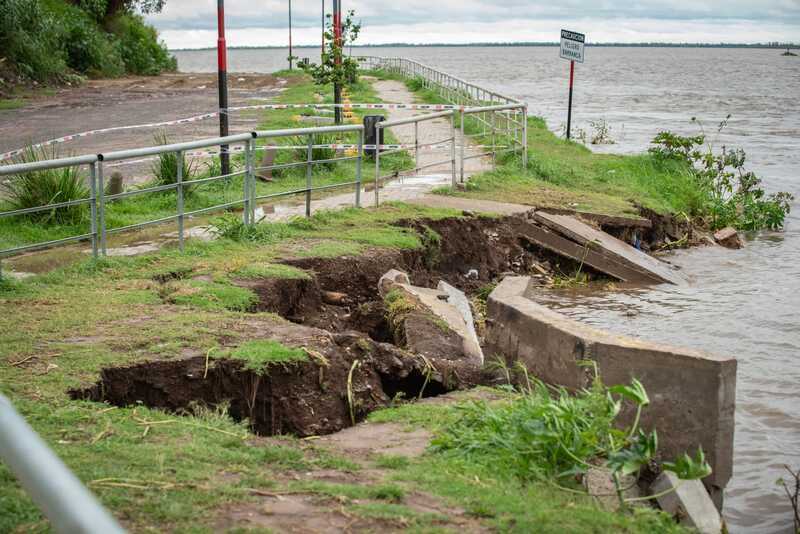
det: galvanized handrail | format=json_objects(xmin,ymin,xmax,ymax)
[{"xmin": 0, "ymin": 393, "xmax": 126, "ymax": 533}]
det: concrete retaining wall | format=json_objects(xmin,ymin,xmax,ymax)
[{"xmin": 485, "ymin": 277, "xmax": 736, "ymax": 506}]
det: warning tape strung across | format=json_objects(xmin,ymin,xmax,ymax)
[
  {"xmin": 1, "ymin": 102, "xmax": 523, "ymax": 161},
  {"xmin": 104, "ymin": 143, "xmax": 508, "ymax": 168}
]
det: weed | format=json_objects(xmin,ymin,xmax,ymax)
[
  {"xmin": 0, "ymin": 145, "xmax": 89, "ymax": 225},
  {"xmin": 149, "ymin": 130, "xmax": 198, "ymax": 192}
]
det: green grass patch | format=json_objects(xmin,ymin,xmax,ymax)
[
  {"xmin": 228, "ymin": 340, "xmax": 308, "ymax": 373},
  {"xmin": 230, "ymin": 263, "xmax": 310, "ymax": 280},
  {"xmin": 0, "ymin": 98, "xmax": 24, "ymax": 110},
  {"xmin": 167, "ymin": 280, "xmax": 257, "ymax": 312},
  {"xmin": 373, "ymin": 454, "xmax": 411, "ymax": 470}
]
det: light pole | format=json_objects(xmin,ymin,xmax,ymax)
[
  {"xmin": 288, "ymin": 0, "xmax": 293, "ymax": 70},
  {"xmin": 217, "ymin": 0, "xmax": 230, "ymax": 176}
]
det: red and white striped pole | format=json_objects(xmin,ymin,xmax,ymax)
[
  {"xmin": 217, "ymin": 0, "xmax": 230, "ymax": 175},
  {"xmin": 333, "ymin": 0, "xmax": 342, "ymax": 124}
]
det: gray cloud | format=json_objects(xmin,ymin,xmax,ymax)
[{"xmin": 147, "ymin": 0, "xmax": 800, "ymax": 46}]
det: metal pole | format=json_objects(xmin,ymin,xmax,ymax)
[
  {"xmin": 566, "ymin": 60, "xmax": 574, "ymax": 140},
  {"xmin": 491, "ymin": 111, "xmax": 496, "ymax": 169},
  {"xmin": 245, "ymin": 138, "xmax": 254, "ymax": 223},
  {"xmin": 355, "ymin": 129, "xmax": 362, "ymax": 208},
  {"xmin": 305, "ymin": 135, "xmax": 313, "ymax": 217},
  {"xmin": 89, "ymin": 163, "xmax": 98, "ymax": 259},
  {"xmin": 217, "ymin": 0, "xmax": 230, "ymax": 176},
  {"xmin": 176, "ymin": 150, "xmax": 184, "ymax": 251},
  {"xmin": 522, "ymin": 105, "xmax": 528, "ymax": 169},
  {"xmin": 333, "ymin": 0, "xmax": 342, "ymax": 125},
  {"xmin": 459, "ymin": 111, "xmax": 465, "ymax": 183},
  {"xmin": 374, "ymin": 125, "xmax": 380, "ymax": 208},
  {"xmin": 414, "ymin": 121, "xmax": 419, "ymax": 172},
  {"xmin": 450, "ymin": 112, "xmax": 457, "ymax": 187},
  {"xmin": 0, "ymin": 394, "xmax": 126, "ymax": 534},
  {"xmin": 97, "ymin": 160, "xmax": 107, "ymax": 255},
  {"xmin": 288, "ymin": 0, "xmax": 293, "ymax": 70},
  {"xmin": 321, "ymin": 0, "xmax": 325, "ymax": 57}
]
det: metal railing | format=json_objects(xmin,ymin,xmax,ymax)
[
  {"xmin": 359, "ymin": 56, "xmax": 527, "ymax": 200},
  {"xmin": 0, "ymin": 125, "xmax": 364, "ymax": 273},
  {"xmin": 374, "ymin": 110, "xmax": 457, "ymax": 206},
  {"xmin": 0, "ymin": 393, "xmax": 126, "ymax": 533}
]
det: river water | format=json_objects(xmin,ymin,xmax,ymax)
[{"xmin": 174, "ymin": 46, "xmax": 800, "ymax": 532}]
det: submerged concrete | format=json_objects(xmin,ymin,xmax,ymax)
[{"xmin": 485, "ymin": 277, "xmax": 736, "ymax": 506}]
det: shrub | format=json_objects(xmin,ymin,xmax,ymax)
[
  {"xmin": 0, "ymin": 0, "xmax": 67, "ymax": 81},
  {"xmin": 107, "ymin": 14, "xmax": 176, "ymax": 75},
  {"xmin": 650, "ymin": 117, "xmax": 794, "ymax": 230},
  {"xmin": 0, "ymin": 146, "xmax": 89, "ymax": 225}
]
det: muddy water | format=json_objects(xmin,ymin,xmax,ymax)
[{"xmin": 184, "ymin": 47, "xmax": 797, "ymax": 532}]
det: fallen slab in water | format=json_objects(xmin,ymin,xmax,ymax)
[{"xmin": 532, "ymin": 211, "xmax": 683, "ymax": 285}]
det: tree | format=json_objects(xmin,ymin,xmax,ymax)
[
  {"xmin": 69, "ymin": 0, "xmax": 166, "ymax": 19},
  {"xmin": 299, "ymin": 9, "xmax": 361, "ymax": 86}
]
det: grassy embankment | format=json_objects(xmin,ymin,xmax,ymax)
[
  {"xmin": 0, "ymin": 201, "xmax": 684, "ymax": 532},
  {"xmin": 369, "ymin": 70, "xmax": 703, "ymax": 219},
  {"xmin": 0, "ymin": 71, "xmax": 412, "ymax": 252}
]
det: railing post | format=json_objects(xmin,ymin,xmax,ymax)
[
  {"xmin": 414, "ymin": 120, "xmax": 419, "ymax": 173},
  {"xmin": 305, "ymin": 134, "xmax": 313, "ymax": 217},
  {"xmin": 459, "ymin": 110, "xmax": 465, "ymax": 184},
  {"xmin": 245, "ymin": 137, "xmax": 255, "ymax": 223},
  {"xmin": 450, "ymin": 111, "xmax": 457, "ymax": 188},
  {"xmin": 177, "ymin": 149, "xmax": 185, "ymax": 251},
  {"xmin": 355, "ymin": 128, "xmax": 363, "ymax": 208},
  {"xmin": 88, "ymin": 163, "xmax": 98, "ymax": 259},
  {"xmin": 97, "ymin": 160, "xmax": 107, "ymax": 255},
  {"xmin": 491, "ymin": 111, "xmax": 497, "ymax": 170},
  {"xmin": 522, "ymin": 105, "xmax": 528, "ymax": 170},
  {"xmin": 374, "ymin": 124, "xmax": 381, "ymax": 208}
]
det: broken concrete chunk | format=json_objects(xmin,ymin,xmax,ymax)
[
  {"xmin": 650, "ymin": 471, "xmax": 723, "ymax": 534},
  {"xmin": 713, "ymin": 227, "xmax": 743, "ymax": 249},
  {"xmin": 378, "ymin": 269, "xmax": 411, "ymax": 297},
  {"xmin": 437, "ymin": 281, "xmax": 484, "ymax": 364},
  {"xmin": 379, "ymin": 270, "xmax": 482, "ymax": 364}
]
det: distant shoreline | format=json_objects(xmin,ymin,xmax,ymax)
[{"xmin": 170, "ymin": 42, "xmax": 798, "ymax": 52}]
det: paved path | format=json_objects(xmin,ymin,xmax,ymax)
[{"xmin": 260, "ymin": 79, "xmax": 497, "ymax": 221}]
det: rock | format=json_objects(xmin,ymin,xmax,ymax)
[
  {"xmin": 378, "ymin": 269, "xmax": 410, "ymax": 297},
  {"xmin": 465, "ymin": 269, "xmax": 479, "ymax": 280},
  {"xmin": 713, "ymin": 227, "xmax": 743, "ymax": 249},
  {"xmin": 650, "ymin": 472, "xmax": 723, "ymax": 534},
  {"xmin": 321, "ymin": 290, "xmax": 348, "ymax": 305}
]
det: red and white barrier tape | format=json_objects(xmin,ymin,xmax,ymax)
[{"xmin": 1, "ymin": 102, "xmax": 522, "ymax": 161}]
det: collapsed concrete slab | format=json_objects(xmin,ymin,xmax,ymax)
[
  {"xmin": 485, "ymin": 277, "xmax": 736, "ymax": 507},
  {"xmin": 650, "ymin": 471, "xmax": 724, "ymax": 534},
  {"xmin": 531, "ymin": 211, "xmax": 684, "ymax": 285},
  {"xmin": 713, "ymin": 227, "xmax": 743, "ymax": 249},
  {"xmin": 380, "ymin": 270, "xmax": 484, "ymax": 364}
]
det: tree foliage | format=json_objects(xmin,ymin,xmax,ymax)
[{"xmin": 299, "ymin": 10, "xmax": 361, "ymax": 86}]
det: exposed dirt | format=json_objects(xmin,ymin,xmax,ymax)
[{"xmin": 70, "ymin": 213, "xmax": 658, "ymax": 440}]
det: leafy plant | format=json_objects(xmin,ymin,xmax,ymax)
[
  {"xmin": 650, "ymin": 116, "xmax": 794, "ymax": 230},
  {"xmin": 431, "ymin": 365, "xmax": 712, "ymax": 509},
  {"xmin": 299, "ymin": 9, "xmax": 361, "ymax": 87},
  {"xmin": 777, "ymin": 465, "xmax": 800, "ymax": 533},
  {"xmin": 0, "ymin": 145, "xmax": 89, "ymax": 225}
]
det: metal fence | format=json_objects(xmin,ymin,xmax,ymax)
[
  {"xmin": 359, "ymin": 56, "xmax": 528, "ymax": 201},
  {"xmin": 0, "ymin": 125, "xmax": 364, "ymax": 272}
]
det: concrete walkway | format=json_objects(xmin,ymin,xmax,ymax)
[{"xmin": 259, "ymin": 79, "xmax": 498, "ymax": 221}]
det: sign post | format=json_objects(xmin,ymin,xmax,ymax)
[{"xmin": 559, "ymin": 29, "xmax": 585, "ymax": 140}]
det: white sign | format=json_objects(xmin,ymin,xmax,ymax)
[{"xmin": 560, "ymin": 29, "xmax": 585, "ymax": 63}]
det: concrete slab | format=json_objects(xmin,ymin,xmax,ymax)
[
  {"xmin": 651, "ymin": 471, "xmax": 723, "ymax": 534},
  {"xmin": 533, "ymin": 211, "xmax": 683, "ymax": 285}
]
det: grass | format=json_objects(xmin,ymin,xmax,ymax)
[
  {"xmin": 230, "ymin": 263, "xmax": 311, "ymax": 280},
  {"xmin": 370, "ymin": 69, "xmax": 704, "ymax": 219},
  {"xmin": 0, "ymin": 98, "xmax": 24, "ymax": 110},
  {"xmin": 227, "ymin": 340, "xmax": 308, "ymax": 373},
  {"xmin": 165, "ymin": 279, "xmax": 258, "ymax": 312}
]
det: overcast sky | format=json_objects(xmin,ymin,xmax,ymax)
[{"xmin": 147, "ymin": 0, "xmax": 800, "ymax": 49}]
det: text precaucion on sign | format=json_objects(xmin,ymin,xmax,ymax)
[{"xmin": 560, "ymin": 29, "xmax": 586, "ymax": 140}]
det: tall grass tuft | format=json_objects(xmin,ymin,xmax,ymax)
[
  {"xmin": 0, "ymin": 146, "xmax": 89, "ymax": 225},
  {"xmin": 149, "ymin": 130, "xmax": 197, "ymax": 193}
]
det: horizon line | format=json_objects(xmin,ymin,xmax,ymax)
[{"xmin": 169, "ymin": 41, "xmax": 800, "ymax": 52}]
